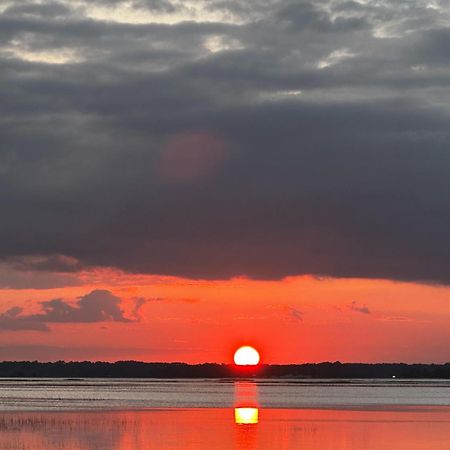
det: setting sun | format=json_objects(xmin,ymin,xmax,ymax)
[{"xmin": 234, "ymin": 346, "xmax": 260, "ymax": 366}]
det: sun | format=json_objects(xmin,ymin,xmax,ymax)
[{"xmin": 234, "ymin": 346, "xmax": 260, "ymax": 366}]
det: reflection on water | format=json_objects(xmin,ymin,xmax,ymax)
[
  {"xmin": 234, "ymin": 381, "xmax": 258, "ymax": 406},
  {"xmin": 1, "ymin": 380, "xmax": 450, "ymax": 449},
  {"xmin": 2, "ymin": 407, "xmax": 450, "ymax": 449},
  {"xmin": 234, "ymin": 382, "xmax": 259, "ymax": 449},
  {"xmin": 234, "ymin": 408, "xmax": 258, "ymax": 450},
  {"xmin": 2, "ymin": 378, "xmax": 450, "ymax": 410},
  {"xmin": 235, "ymin": 407, "xmax": 259, "ymax": 425},
  {"xmin": 234, "ymin": 381, "xmax": 259, "ymax": 424}
]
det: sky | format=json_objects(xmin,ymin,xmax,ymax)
[{"xmin": 1, "ymin": 0, "xmax": 450, "ymax": 363}]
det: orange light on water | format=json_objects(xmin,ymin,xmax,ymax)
[
  {"xmin": 234, "ymin": 346, "xmax": 260, "ymax": 366},
  {"xmin": 234, "ymin": 407, "xmax": 259, "ymax": 425}
]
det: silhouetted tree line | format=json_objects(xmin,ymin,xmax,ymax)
[{"xmin": 1, "ymin": 361, "xmax": 450, "ymax": 378}]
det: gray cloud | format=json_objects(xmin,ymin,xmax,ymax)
[
  {"xmin": 3, "ymin": 2, "xmax": 73, "ymax": 18},
  {"xmin": 7, "ymin": 254, "xmax": 83, "ymax": 273},
  {"xmin": 132, "ymin": 297, "xmax": 148, "ymax": 319},
  {"xmin": 1, "ymin": 0, "xmax": 450, "ymax": 284},
  {"xmin": 0, "ymin": 290, "xmax": 133, "ymax": 331},
  {"xmin": 348, "ymin": 301, "xmax": 371, "ymax": 315},
  {"xmin": 288, "ymin": 307, "xmax": 303, "ymax": 322},
  {"xmin": 0, "ymin": 260, "xmax": 82, "ymax": 289},
  {"xmin": 0, "ymin": 307, "xmax": 49, "ymax": 331}
]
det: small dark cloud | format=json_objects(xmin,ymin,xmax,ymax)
[
  {"xmin": 7, "ymin": 254, "xmax": 82, "ymax": 273},
  {"xmin": 134, "ymin": 0, "xmax": 177, "ymax": 12},
  {"xmin": 287, "ymin": 307, "xmax": 303, "ymax": 322},
  {"xmin": 37, "ymin": 290, "xmax": 130, "ymax": 323},
  {"xmin": 145, "ymin": 297, "xmax": 166, "ymax": 302},
  {"xmin": 3, "ymin": 1, "xmax": 73, "ymax": 18},
  {"xmin": 276, "ymin": 1, "xmax": 366, "ymax": 33},
  {"xmin": 0, "ymin": 290, "xmax": 132, "ymax": 332},
  {"xmin": 348, "ymin": 301, "xmax": 371, "ymax": 315},
  {"xmin": 0, "ymin": 307, "xmax": 50, "ymax": 331},
  {"xmin": 92, "ymin": 0, "xmax": 176, "ymax": 13},
  {"xmin": 131, "ymin": 297, "xmax": 148, "ymax": 319}
]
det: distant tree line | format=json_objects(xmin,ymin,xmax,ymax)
[{"xmin": 1, "ymin": 361, "xmax": 450, "ymax": 378}]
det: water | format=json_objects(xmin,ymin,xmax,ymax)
[
  {"xmin": 1, "ymin": 378, "xmax": 450, "ymax": 410},
  {"xmin": 1, "ymin": 379, "xmax": 450, "ymax": 449}
]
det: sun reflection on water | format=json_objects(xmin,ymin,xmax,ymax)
[
  {"xmin": 234, "ymin": 407, "xmax": 259, "ymax": 425},
  {"xmin": 234, "ymin": 381, "xmax": 259, "ymax": 407}
]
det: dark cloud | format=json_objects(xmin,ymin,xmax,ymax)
[
  {"xmin": 37, "ymin": 290, "xmax": 130, "ymax": 323},
  {"xmin": 3, "ymin": 2, "xmax": 73, "ymax": 18},
  {"xmin": 0, "ymin": 261, "xmax": 82, "ymax": 289},
  {"xmin": 130, "ymin": 0, "xmax": 177, "ymax": 13},
  {"xmin": 0, "ymin": 290, "xmax": 132, "ymax": 331},
  {"xmin": 1, "ymin": 0, "xmax": 450, "ymax": 284},
  {"xmin": 288, "ymin": 307, "xmax": 303, "ymax": 322},
  {"xmin": 348, "ymin": 301, "xmax": 371, "ymax": 315},
  {"xmin": 90, "ymin": 0, "xmax": 176, "ymax": 13},
  {"xmin": 276, "ymin": 1, "xmax": 367, "ymax": 33},
  {"xmin": 132, "ymin": 297, "xmax": 148, "ymax": 319},
  {"xmin": 7, "ymin": 254, "xmax": 82, "ymax": 273},
  {"xmin": 0, "ymin": 307, "xmax": 49, "ymax": 331}
]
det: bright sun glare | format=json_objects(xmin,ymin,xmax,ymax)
[
  {"xmin": 234, "ymin": 346, "xmax": 260, "ymax": 366},
  {"xmin": 235, "ymin": 407, "xmax": 259, "ymax": 424}
]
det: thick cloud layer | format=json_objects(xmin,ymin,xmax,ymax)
[{"xmin": 1, "ymin": 0, "xmax": 450, "ymax": 283}]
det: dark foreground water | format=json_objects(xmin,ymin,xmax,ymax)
[{"xmin": 1, "ymin": 379, "xmax": 450, "ymax": 449}]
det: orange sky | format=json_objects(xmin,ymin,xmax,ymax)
[{"xmin": 1, "ymin": 267, "xmax": 450, "ymax": 363}]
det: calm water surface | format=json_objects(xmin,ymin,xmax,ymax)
[{"xmin": 1, "ymin": 379, "xmax": 450, "ymax": 449}]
